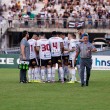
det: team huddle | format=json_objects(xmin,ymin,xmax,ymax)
[{"xmin": 26, "ymin": 31, "xmax": 83, "ymax": 84}]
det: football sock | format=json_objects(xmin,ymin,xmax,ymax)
[
  {"xmin": 59, "ymin": 67, "xmax": 64, "ymax": 82},
  {"xmin": 28, "ymin": 68, "xmax": 32, "ymax": 82},
  {"xmin": 41, "ymin": 69, "xmax": 45, "ymax": 81},
  {"xmin": 71, "ymin": 69, "xmax": 76, "ymax": 82},
  {"xmin": 52, "ymin": 67, "xmax": 55, "ymax": 82},
  {"xmin": 34, "ymin": 67, "xmax": 39, "ymax": 80},
  {"xmin": 47, "ymin": 68, "xmax": 51, "ymax": 81},
  {"xmin": 64, "ymin": 66, "xmax": 69, "ymax": 79},
  {"xmin": 32, "ymin": 69, "xmax": 35, "ymax": 81}
]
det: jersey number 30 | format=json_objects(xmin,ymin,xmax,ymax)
[{"xmin": 42, "ymin": 44, "xmax": 50, "ymax": 51}]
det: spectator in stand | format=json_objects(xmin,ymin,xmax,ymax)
[
  {"xmin": 63, "ymin": 12, "xmax": 68, "ymax": 28},
  {"xmin": 27, "ymin": 4, "xmax": 31, "ymax": 16},
  {"xmin": 7, "ymin": 12, "xmax": 13, "ymax": 27},
  {"xmin": 87, "ymin": 12, "xmax": 93, "ymax": 28},
  {"xmin": 16, "ymin": 1, "xmax": 21, "ymax": 10},
  {"xmin": 2, "ymin": 0, "xmax": 110, "ymax": 29}
]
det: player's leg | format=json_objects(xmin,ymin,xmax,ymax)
[
  {"xmin": 58, "ymin": 56, "xmax": 64, "ymax": 83},
  {"xmin": 47, "ymin": 59, "xmax": 52, "ymax": 82},
  {"xmin": 38, "ymin": 58, "xmax": 41, "ymax": 81},
  {"xmin": 28, "ymin": 68, "xmax": 33, "ymax": 82},
  {"xmin": 58, "ymin": 68, "xmax": 61, "ymax": 81},
  {"xmin": 45, "ymin": 68, "xmax": 48, "ymax": 82},
  {"xmin": 67, "ymin": 60, "xmax": 76, "ymax": 83},
  {"xmin": 51, "ymin": 57, "xmax": 56, "ymax": 82},
  {"xmin": 28, "ymin": 59, "xmax": 34, "ymax": 82},
  {"xmin": 63, "ymin": 56, "xmax": 69, "ymax": 81},
  {"xmin": 40, "ymin": 67, "xmax": 46, "ymax": 82},
  {"xmin": 40, "ymin": 59, "xmax": 46, "ymax": 82},
  {"xmin": 76, "ymin": 64, "xmax": 81, "ymax": 83},
  {"xmin": 34, "ymin": 66, "xmax": 40, "ymax": 82}
]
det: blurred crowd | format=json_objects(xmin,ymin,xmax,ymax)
[{"xmin": 0, "ymin": 0, "xmax": 110, "ymax": 28}]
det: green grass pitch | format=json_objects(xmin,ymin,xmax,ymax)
[{"xmin": 0, "ymin": 69, "xmax": 110, "ymax": 110}]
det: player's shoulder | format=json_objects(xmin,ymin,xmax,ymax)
[
  {"xmin": 57, "ymin": 37, "xmax": 63, "ymax": 42},
  {"xmin": 49, "ymin": 37, "xmax": 53, "ymax": 40},
  {"xmin": 70, "ymin": 39, "xmax": 76, "ymax": 43},
  {"xmin": 39, "ymin": 38, "xmax": 48, "ymax": 43},
  {"xmin": 64, "ymin": 37, "xmax": 68, "ymax": 40},
  {"xmin": 49, "ymin": 36, "xmax": 59, "ymax": 41},
  {"xmin": 28, "ymin": 38, "xmax": 36, "ymax": 42}
]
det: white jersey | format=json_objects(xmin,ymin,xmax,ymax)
[
  {"xmin": 28, "ymin": 39, "xmax": 37, "ymax": 59},
  {"xmin": 37, "ymin": 38, "xmax": 51, "ymax": 60},
  {"xmin": 63, "ymin": 37, "xmax": 69, "ymax": 56},
  {"xmin": 69, "ymin": 39, "xmax": 77, "ymax": 60},
  {"xmin": 49, "ymin": 37, "xmax": 63, "ymax": 57}
]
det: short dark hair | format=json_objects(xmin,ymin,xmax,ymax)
[
  {"xmin": 22, "ymin": 30, "xmax": 28, "ymax": 37},
  {"xmin": 58, "ymin": 32, "xmax": 64, "ymax": 35},
  {"xmin": 77, "ymin": 27, "xmax": 83, "ymax": 30},
  {"xmin": 69, "ymin": 33, "xmax": 76, "ymax": 38},
  {"xmin": 52, "ymin": 31, "xmax": 56, "ymax": 36},
  {"xmin": 39, "ymin": 32, "xmax": 45, "ymax": 36},
  {"xmin": 83, "ymin": 33, "xmax": 89, "ymax": 37},
  {"xmin": 33, "ymin": 32, "xmax": 39, "ymax": 37}
]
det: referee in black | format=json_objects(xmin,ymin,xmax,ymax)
[{"xmin": 74, "ymin": 34, "xmax": 97, "ymax": 87}]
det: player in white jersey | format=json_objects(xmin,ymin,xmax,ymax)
[
  {"xmin": 49, "ymin": 31, "xmax": 64, "ymax": 83},
  {"xmin": 66, "ymin": 33, "xmax": 77, "ymax": 83},
  {"xmin": 28, "ymin": 34, "xmax": 40, "ymax": 83},
  {"xmin": 36, "ymin": 32, "xmax": 51, "ymax": 83},
  {"xmin": 59, "ymin": 32, "xmax": 69, "ymax": 82}
]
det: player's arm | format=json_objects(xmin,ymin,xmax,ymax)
[
  {"xmin": 68, "ymin": 41, "xmax": 76, "ymax": 52},
  {"xmin": 21, "ymin": 44, "xmax": 26, "ymax": 60},
  {"xmin": 60, "ymin": 42, "xmax": 64, "ymax": 53},
  {"xmin": 68, "ymin": 47, "xmax": 76, "ymax": 52},
  {"xmin": 34, "ymin": 46, "xmax": 38, "ymax": 56},
  {"xmin": 74, "ymin": 45, "xmax": 80, "ymax": 64},
  {"xmin": 64, "ymin": 48, "xmax": 69, "ymax": 51},
  {"xmin": 36, "ymin": 46, "xmax": 40, "ymax": 52},
  {"xmin": 74, "ymin": 51, "xmax": 80, "ymax": 60},
  {"xmin": 79, "ymin": 39, "xmax": 84, "ymax": 42},
  {"xmin": 36, "ymin": 40, "xmax": 40, "ymax": 53}
]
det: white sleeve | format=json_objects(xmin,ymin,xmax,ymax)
[
  {"xmin": 34, "ymin": 41, "xmax": 37, "ymax": 47},
  {"xmin": 71, "ymin": 42, "xmax": 76, "ymax": 48},
  {"xmin": 37, "ymin": 40, "xmax": 40, "ymax": 47},
  {"xmin": 76, "ymin": 39, "xmax": 80, "ymax": 42},
  {"xmin": 48, "ymin": 38, "xmax": 51, "ymax": 44},
  {"xmin": 60, "ymin": 38, "xmax": 63, "ymax": 43}
]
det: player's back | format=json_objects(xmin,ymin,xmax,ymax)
[
  {"xmin": 63, "ymin": 37, "xmax": 69, "ymax": 56},
  {"xmin": 49, "ymin": 36, "xmax": 63, "ymax": 57},
  {"xmin": 37, "ymin": 38, "xmax": 51, "ymax": 60},
  {"xmin": 28, "ymin": 39, "xmax": 37, "ymax": 59},
  {"xmin": 63, "ymin": 37, "xmax": 69, "ymax": 49},
  {"xmin": 69, "ymin": 39, "xmax": 77, "ymax": 60}
]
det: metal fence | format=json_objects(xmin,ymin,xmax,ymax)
[{"xmin": 10, "ymin": 18, "xmax": 110, "ymax": 29}]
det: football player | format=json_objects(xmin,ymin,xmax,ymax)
[
  {"xmin": 36, "ymin": 32, "xmax": 52, "ymax": 83},
  {"xmin": 49, "ymin": 31, "xmax": 64, "ymax": 83},
  {"xmin": 28, "ymin": 34, "xmax": 40, "ymax": 82}
]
